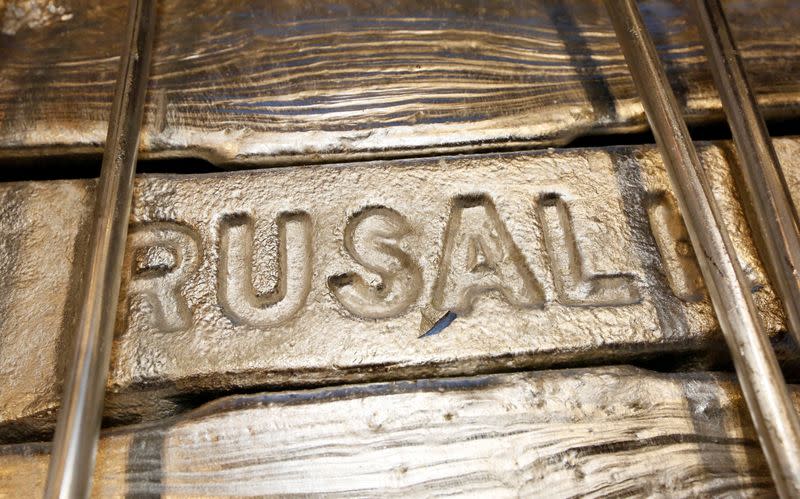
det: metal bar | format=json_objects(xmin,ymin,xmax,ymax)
[
  {"xmin": 602, "ymin": 1, "xmax": 800, "ymax": 497},
  {"xmin": 43, "ymin": 0, "xmax": 157, "ymax": 497},
  {"xmin": 693, "ymin": 0, "xmax": 800, "ymax": 347}
]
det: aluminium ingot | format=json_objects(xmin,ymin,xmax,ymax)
[
  {"xmin": 0, "ymin": 365, "xmax": 793, "ymax": 496},
  {"xmin": 0, "ymin": 0, "xmax": 799, "ymax": 165},
  {"xmin": 0, "ymin": 139, "xmax": 797, "ymax": 441}
]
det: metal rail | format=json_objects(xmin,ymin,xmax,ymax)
[
  {"xmin": 603, "ymin": 1, "xmax": 800, "ymax": 497},
  {"xmin": 33, "ymin": 0, "xmax": 800, "ymax": 497},
  {"xmin": 43, "ymin": 0, "xmax": 157, "ymax": 497},
  {"xmin": 692, "ymin": 0, "xmax": 800, "ymax": 347}
]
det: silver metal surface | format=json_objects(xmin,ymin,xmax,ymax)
[
  {"xmin": 0, "ymin": 139, "xmax": 796, "ymax": 440},
  {"xmin": 43, "ymin": 0, "xmax": 157, "ymax": 498},
  {"xmin": 0, "ymin": 1, "xmax": 799, "ymax": 166},
  {"xmin": 1, "ymin": 366, "xmax": 795, "ymax": 496},
  {"xmin": 693, "ymin": 0, "xmax": 800, "ymax": 348},
  {"xmin": 603, "ymin": 1, "xmax": 800, "ymax": 496}
]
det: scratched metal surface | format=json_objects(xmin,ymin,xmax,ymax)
[
  {"xmin": 0, "ymin": 0, "xmax": 799, "ymax": 165},
  {"xmin": 0, "ymin": 365, "xmax": 792, "ymax": 496},
  {"xmin": 1, "ymin": 138, "xmax": 798, "ymax": 441}
]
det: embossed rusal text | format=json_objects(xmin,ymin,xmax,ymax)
[{"xmin": 122, "ymin": 191, "xmax": 711, "ymax": 332}]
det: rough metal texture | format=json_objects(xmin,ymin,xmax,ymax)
[
  {"xmin": 1, "ymin": 0, "xmax": 73, "ymax": 36},
  {"xmin": 1, "ymin": 138, "xmax": 798, "ymax": 441},
  {"xmin": 0, "ymin": 0, "xmax": 799, "ymax": 165},
  {"xmin": 0, "ymin": 365, "xmax": 794, "ymax": 496}
]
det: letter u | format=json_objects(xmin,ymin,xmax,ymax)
[{"xmin": 217, "ymin": 212, "xmax": 312, "ymax": 327}]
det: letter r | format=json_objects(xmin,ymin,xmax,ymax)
[{"xmin": 123, "ymin": 222, "xmax": 202, "ymax": 333}]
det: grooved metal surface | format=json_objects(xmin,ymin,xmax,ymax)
[
  {"xmin": 0, "ymin": 0, "xmax": 799, "ymax": 164},
  {"xmin": 0, "ymin": 366, "xmax": 794, "ymax": 497}
]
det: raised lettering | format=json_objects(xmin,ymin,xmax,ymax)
[
  {"xmin": 538, "ymin": 194, "xmax": 640, "ymax": 306},
  {"xmin": 123, "ymin": 222, "xmax": 202, "ymax": 332},
  {"xmin": 217, "ymin": 212, "xmax": 312, "ymax": 327},
  {"xmin": 432, "ymin": 195, "xmax": 545, "ymax": 313},
  {"xmin": 646, "ymin": 192, "xmax": 704, "ymax": 302},
  {"xmin": 329, "ymin": 207, "xmax": 422, "ymax": 318}
]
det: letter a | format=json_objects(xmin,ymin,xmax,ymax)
[{"xmin": 432, "ymin": 195, "xmax": 545, "ymax": 313}]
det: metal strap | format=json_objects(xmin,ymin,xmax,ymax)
[
  {"xmin": 692, "ymin": 0, "xmax": 800, "ymax": 347},
  {"xmin": 44, "ymin": 1, "xmax": 157, "ymax": 497},
  {"xmin": 38, "ymin": 1, "xmax": 800, "ymax": 497},
  {"xmin": 603, "ymin": 1, "xmax": 800, "ymax": 496}
]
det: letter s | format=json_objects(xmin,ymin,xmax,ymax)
[{"xmin": 329, "ymin": 207, "xmax": 422, "ymax": 319}]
